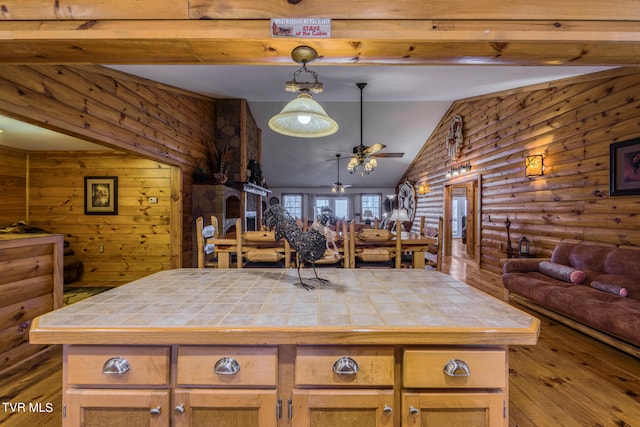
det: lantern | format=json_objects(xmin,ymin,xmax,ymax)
[{"xmin": 519, "ymin": 236, "xmax": 530, "ymax": 257}]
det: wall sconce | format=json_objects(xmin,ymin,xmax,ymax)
[
  {"xmin": 525, "ymin": 154, "xmax": 544, "ymax": 177},
  {"xmin": 445, "ymin": 162, "xmax": 471, "ymax": 179},
  {"xmin": 417, "ymin": 182, "xmax": 429, "ymax": 195}
]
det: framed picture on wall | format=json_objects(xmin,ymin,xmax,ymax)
[
  {"xmin": 84, "ymin": 176, "xmax": 118, "ymax": 215},
  {"xmin": 610, "ymin": 138, "xmax": 640, "ymax": 196}
]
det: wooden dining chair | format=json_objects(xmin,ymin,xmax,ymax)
[
  {"xmin": 350, "ymin": 220, "xmax": 398, "ymax": 268},
  {"xmin": 196, "ymin": 216, "xmax": 242, "ymax": 268},
  {"xmin": 240, "ymin": 229, "xmax": 292, "ymax": 268},
  {"xmin": 196, "ymin": 216, "xmax": 217, "ymax": 268},
  {"xmin": 310, "ymin": 220, "xmax": 349, "ymax": 268}
]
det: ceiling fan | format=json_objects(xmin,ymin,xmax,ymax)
[
  {"xmin": 346, "ymin": 82, "xmax": 404, "ymax": 175},
  {"xmin": 331, "ymin": 153, "xmax": 353, "ymax": 194}
]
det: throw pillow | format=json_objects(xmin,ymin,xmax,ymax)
[
  {"xmin": 590, "ymin": 281, "xmax": 629, "ymax": 297},
  {"xmin": 538, "ymin": 261, "xmax": 587, "ymax": 285}
]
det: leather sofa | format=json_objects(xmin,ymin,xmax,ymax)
[{"xmin": 502, "ymin": 241, "xmax": 640, "ymax": 353}]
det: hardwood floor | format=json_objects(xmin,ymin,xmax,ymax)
[{"xmin": 1, "ymin": 247, "xmax": 638, "ymax": 426}]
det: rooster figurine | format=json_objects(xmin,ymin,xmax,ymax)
[{"xmin": 263, "ymin": 204, "xmax": 334, "ymax": 290}]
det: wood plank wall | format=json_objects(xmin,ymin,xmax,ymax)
[
  {"xmin": 0, "ymin": 147, "xmax": 26, "ymax": 227},
  {"xmin": 402, "ymin": 67, "xmax": 640, "ymax": 276},
  {"xmin": 27, "ymin": 152, "xmax": 172, "ymax": 282},
  {"xmin": 0, "ymin": 65, "xmax": 217, "ymax": 277}
]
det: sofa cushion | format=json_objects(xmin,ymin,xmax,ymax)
[
  {"xmin": 548, "ymin": 286, "xmax": 640, "ymax": 347},
  {"xmin": 604, "ymin": 247, "xmax": 640, "ymax": 278},
  {"xmin": 538, "ymin": 261, "xmax": 587, "ymax": 285},
  {"xmin": 550, "ymin": 242, "xmax": 611, "ymax": 272}
]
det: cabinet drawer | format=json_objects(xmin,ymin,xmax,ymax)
[
  {"xmin": 177, "ymin": 346, "xmax": 277, "ymax": 387},
  {"xmin": 66, "ymin": 345, "xmax": 170, "ymax": 386},
  {"xmin": 295, "ymin": 346, "xmax": 394, "ymax": 387},
  {"xmin": 403, "ymin": 349, "xmax": 506, "ymax": 388}
]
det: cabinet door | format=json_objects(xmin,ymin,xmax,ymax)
[
  {"xmin": 402, "ymin": 391, "xmax": 505, "ymax": 427},
  {"xmin": 65, "ymin": 389, "xmax": 170, "ymax": 427},
  {"xmin": 174, "ymin": 388, "xmax": 278, "ymax": 427},
  {"xmin": 292, "ymin": 389, "xmax": 394, "ymax": 427}
]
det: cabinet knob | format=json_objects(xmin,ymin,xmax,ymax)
[
  {"xmin": 409, "ymin": 406, "xmax": 420, "ymax": 415},
  {"xmin": 443, "ymin": 359, "xmax": 471, "ymax": 377},
  {"xmin": 149, "ymin": 406, "xmax": 161, "ymax": 416},
  {"xmin": 383, "ymin": 405, "xmax": 393, "ymax": 416},
  {"xmin": 214, "ymin": 357, "xmax": 241, "ymax": 375},
  {"xmin": 174, "ymin": 404, "xmax": 185, "ymax": 414},
  {"xmin": 102, "ymin": 357, "xmax": 130, "ymax": 375},
  {"xmin": 332, "ymin": 356, "xmax": 359, "ymax": 375}
]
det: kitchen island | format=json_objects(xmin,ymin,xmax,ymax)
[{"xmin": 30, "ymin": 268, "xmax": 539, "ymax": 427}]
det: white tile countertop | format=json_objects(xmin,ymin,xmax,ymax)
[{"xmin": 30, "ymin": 268, "xmax": 539, "ymax": 346}]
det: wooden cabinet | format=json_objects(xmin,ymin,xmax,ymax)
[
  {"xmin": 64, "ymin": 345, "xmax": 278, "ymax": 427},
  {"xmin": 62, "ymin": 344, "xmax": 511, "ymax": 426},
  {"xmin": 292, "ymin": 346, "xmax": 396, "ymax": 426},
  {"xmin": 175, "ymin": 345, "xmax": 278, "ymax": 427},
  {"xmin": 174, "ymin": 389, "xmax": 277, "ymax": 427},
  {"xmin": 293, "ymin": 389, "xmax": 395, "ymax": 427},
  {"xmin": 66, "ymin": 389, "xmax": 170, "ymax": 427},
  {"xmin": 402, "ymin": 348, "xmax": 507, "ymax": 427}
]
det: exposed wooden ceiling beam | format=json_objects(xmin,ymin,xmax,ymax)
[
  {"xmin": 0, "ymin": 0, "xmax": 639, "ymax": 66},
  {"xmin": 0, "ymin": 20, "xmax": 639, "ymax": 66}
]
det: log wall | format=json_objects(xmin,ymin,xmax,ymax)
[
  {"xmin": 402, "ymin": 67, "xmax": 640, "ymax": 276},
  {"xmin": 0, "ymin": 65, "xmax": 218, "ymax": 275},
  {"xmin": 0, "ymin": 233, "xmax": 63, "ymax": 375},
  {"xmin": 0, "ymin": 147, "xmax": 27, "ymax": 227},
  {"xmin": 28, "ymin": 152, "xmax": 172, "ymax": 282}
]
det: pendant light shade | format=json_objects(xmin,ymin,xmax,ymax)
[
  {"xmin": 269, "ymin": 46, "xmax": 338, "ymax": 138},
  {"xmin": 268, "ymin": 92, "xmax": 339, "ymax": 138}
]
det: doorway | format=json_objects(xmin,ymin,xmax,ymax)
[{"xmin": 443, "ymin": 176, "xmax": 481, "ymax": 265}]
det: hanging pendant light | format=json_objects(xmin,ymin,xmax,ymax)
[
  {"xmin": 269, "ymin": 46, "xmax": 338, "ymax": 138},
  {"xmin": 332, "ymin": 153, "xmax": 346, "ymax": 194}
]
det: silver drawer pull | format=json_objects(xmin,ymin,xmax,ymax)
[
  {"xmin": 214, "ymin": 357, "xmax": 240, "ymax": 375},
  {"xmin": 333, "ymin": 356, "xmax": 359, "ymax": 375},
  {"xmin": 149, "ymin": 406, "xmax": 161, "ymax": 416},
  {"xmin": 444, "ymin": 359, "xmax": 471, "ymax": 377},
  {"xmin": 383, "ymin": 405, "xmax": 393, "ymax": 416},
  {"xmin": 174, "ymin": 404, "xmax": 185, "ymax": 414},
  {"xmin": 409, "ymin": 406, "xmax": 420, "ymax": 415},
  {"xmin": 102, "ymin": 357, "xmax": 130, "ymax": 375}
]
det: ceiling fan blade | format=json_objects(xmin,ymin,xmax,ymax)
[
  {"xmin": 373, "ymin": 152, "xmax": 404, "ymax": 158},
  {"xmin": 363, "ymin": 143, "xmax": 386, "ymax": 154}
]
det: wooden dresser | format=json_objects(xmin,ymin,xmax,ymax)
[
  {"xmin": 31, "ymin": 268, "xmax": 539, "ymax": 427},
  {"xmin": 1, "ymin": 233, "xmax": 63, "ymax": 374}
]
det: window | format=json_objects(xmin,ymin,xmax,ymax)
[
  {"xmin": 282, "ymin": 193, "xmax": 303, "ymax": 219},
  {"xmin": 360, "ymin": 194, "xmax": 382, "ymax": 219},
  {"xmin": 314, "ymin": 196, "xmax": 350, "ymax": 220}
]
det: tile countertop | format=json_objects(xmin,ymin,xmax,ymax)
[{"xmin": 30, "ymin": 269, "xmax": 540, "ymax": 346}]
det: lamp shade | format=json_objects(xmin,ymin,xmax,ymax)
[{"xmin": 269, "ymin": 92, "xmax": 338, "ymax": 138}]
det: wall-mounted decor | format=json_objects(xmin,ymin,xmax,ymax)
[
  {"xmin": 525, "ymin": 154, "xmax": 545, "ymax": 177},
  {"xmin": 397, "ymin": 181, "xmax": 416, "ymax": 221},
  {"xmin": 85, "ymin": 176, "xmax": 118, "ymax": 215},
  {"xmin": 610, "ymin": 137, "xmax": 640, "ymax": 196},
  {"xmin": 446, "ymin": 115, "xmax": 463, "ymax": 160}
]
